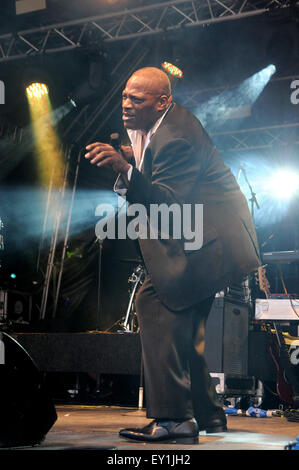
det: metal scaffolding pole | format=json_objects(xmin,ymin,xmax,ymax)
[
  {"xmin": 39, "ymin": 145, "xmax": 72, "ymax": 320},
  {"xmin": 52, "ymin": 146, "xmax": 80, "ymax": 319}
]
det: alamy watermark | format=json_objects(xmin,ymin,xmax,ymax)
[
  {"xmin": 0, "ymin": 81, "xmax": 4, "ymax": 104},
  {"xmin": 290, "ymin": 79, "xmax": 299, "ymax": 105},
  {"xmin": 95, "ymin": 196, "xmax": 203, "ymax": 250}
]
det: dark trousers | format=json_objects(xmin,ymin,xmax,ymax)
[{"xmin": 135, "ymin": 276, "xmax": 225, "ymax": 422}]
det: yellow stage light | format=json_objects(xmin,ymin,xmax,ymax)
[
  {"xmin": 26, "ymin": 81, "xmax": 64, "ymax": 189},
  {"xmin": 26, "ymin": 82, "xmax": 49, "ymax": 99}
]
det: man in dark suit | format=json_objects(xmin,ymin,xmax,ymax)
[{"xmin": 85, "ymin": 67, "xmax": 261, "ymax": 444}]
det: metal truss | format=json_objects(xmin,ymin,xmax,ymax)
[
  {"xmin": 0, "ymin": 0, "xmax": 291, "ymax": 63},
  {"xmin": 177, "ymin": 74, "xmax": 299, "ymax": 109},
  {"xmin": 210, "ymin": 122, "xmax": 299, "ymax": 152}
]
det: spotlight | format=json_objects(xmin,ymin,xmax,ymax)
[
  {"xmin": 10, "ymin": 273, "xmax": 16, "ymax": 279},
  {"xmin": 26, "ymin": 82, "xmax": 49, "ymax": 99},
  {"xmin": 267, "ymin": 64, "xmax": 276, "ymax": 76},
  {"xmin": 195, "ymin": 64, "xmax": 276, "ymax": 130},
  {"xmin": 69, "ymin": 98, "xmax": 77, "ymax": 108},
  {"xmin": 161, "ymin": 62, "xmax": 183, "ymax": 79},
  {"xmin": 26, "ymin": 79, "xmax": 64, "ymax": 188},
  {"xmin": 266, "ymin": 169, "xmax": 299, "ymax": 200}
]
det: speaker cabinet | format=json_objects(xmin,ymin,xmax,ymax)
[
  {"xmin": 204, "ymin": 297, "xmax": 249, "ymax": 376},
  {"xmin": 0, "ymin": 290, "xmax": 32, "ymax": 325},
  {"xmin": 0, "ymin": 331, "xmax": 57, "ymax": 447}
]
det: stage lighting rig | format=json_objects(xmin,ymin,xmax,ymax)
[
  {"xmin": 267, "ymin": 169, "xmax": 299, "ymax": 200},
  {"xmin": 161, "ymin": 62, "xmax": 183, "ymax": 79},
  {"xmin": 26, "ymin": 82, "xmax": 49, "ymax": 99}
]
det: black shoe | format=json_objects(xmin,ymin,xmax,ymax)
[
  {"xmin": 197, "ymin": 417, "xmax": 227, "ymax": 433},
  {"xmin": 119, "ymin": 418, "xmax": 199, "ymax": 444}
]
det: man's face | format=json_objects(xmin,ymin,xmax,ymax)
[{"xmin": 122, "ymin": 75, "xmax": 169, "ymax": 133}]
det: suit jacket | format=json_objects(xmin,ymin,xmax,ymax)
[{"xmin": 124, "ymin": 102, "xmax": 261, "ymax": 311}]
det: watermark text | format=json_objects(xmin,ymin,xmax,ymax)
[
  {"xmin": 95, "ymin": 196, "xmax": 203, "ymax": 250},
  {"xmin": 290, "ymin": 79, "xmax": 299, "ymax": 105},
  {"xmin": 0, "ymin": 80, "xmax": 4, "ymax": 104}
]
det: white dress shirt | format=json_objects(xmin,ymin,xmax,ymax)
[{"xmin": 114, "ymin": 105, "xmax": 171, "ymax": 196}]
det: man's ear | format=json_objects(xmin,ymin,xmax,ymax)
[{"xmin": 157, "ymin": 94, "xmax": 172, "ymax": 111}]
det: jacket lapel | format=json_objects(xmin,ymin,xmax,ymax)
[{"xmin": 139, "ymin": 102, "xmax": 176, "ymax": 176}]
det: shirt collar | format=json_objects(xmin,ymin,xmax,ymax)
[{"xmin": 127, "ymin": 103, "xmax": 171, "ymax": 145}]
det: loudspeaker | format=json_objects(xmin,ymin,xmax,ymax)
[
  {"xmin": 0, "ymin": 290, "xmax": 32, "ymax": 325},
  {"xmin": 0, "ymin": 331, "xmax": 57, "ymax": 447},
  {"xmin": 204, "ymin": 297, "xmax": 250, "ymax": 375}
]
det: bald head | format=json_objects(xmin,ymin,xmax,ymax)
[
  {"xmin": 129, "ymin": 67, "xmax": 172, "ymax": 97},
  {"xmin": 122, "ymin": 67, "xmax": 172, "ymax": 133}
]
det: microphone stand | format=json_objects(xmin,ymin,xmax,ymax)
[
  {"xmin": 242, "ymin": 166, "xmax": 260, "ymax": 220},
  {"xmin": 88, "ymin": 133, "xmax": 129, "ymax": 331},
  {"xmin": 92, "ymin": 134, "xmax": 145, "ymax": 410},
  {"xmin": 240, "ymin": 165, "xmax": 260, "ymax": 219},
  {"xmin": 238, "ymin": 165, "xmax": 261, "ymax": 305},
  {"xmin": 89, "ymin": 196, "xmax": 127, "ymax": 332},
  {"xmin": 96, "ymin": 238, "xmax": 104, "ymax": 333}
]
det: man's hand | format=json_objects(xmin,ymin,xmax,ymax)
[
  {"xmin": 85, "ymin": 142, "xmax": 132, "ymax": 174},
  {"xmin": 119, "ymin": 145, "xmax": 134, "ymax": 162}
]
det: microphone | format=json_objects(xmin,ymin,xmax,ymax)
[
  {"xmin": 110, "ymin": 133, "xmax": 121, "ymax": 150},
  {"xmin": 110, "ymin": 132, "xmax": 129, "ymax": 163}
]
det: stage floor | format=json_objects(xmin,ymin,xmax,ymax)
[{"xmin": 2, "ymin": 405, "xmax": 298, "ymax": 452}]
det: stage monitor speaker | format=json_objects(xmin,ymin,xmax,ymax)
[
  {"xmin": 204, "ymin": 297, "xmax": 249, "ymax": 376},
  {"xmin": 0, "ymin": 331, "xmax": 57, "ymax": 448}
]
